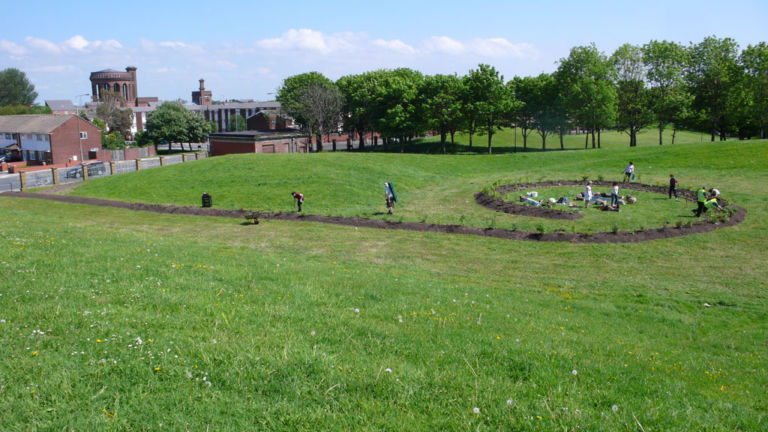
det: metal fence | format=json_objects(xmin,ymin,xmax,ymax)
[{"xmin": 9, "ymin": 152, "xmax": 208, "ymax": 191}]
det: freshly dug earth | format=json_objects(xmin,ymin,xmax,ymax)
[{"xmin": 2, "ymin": 182, "xmax": 744, "ymax": 243}]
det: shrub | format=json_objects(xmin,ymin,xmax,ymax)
[
  {"xmin": 611, "ymin": 224, "xmax": 619, "ymax": 234},
  {"xmin": 535, "ymin": 224, "xmax": 545, "ymax": 234},
  {"xmin": 597, "ymin": 174, "xmax": 604, "ymax": 181},
  {"xmin": 675, "ymin": 220, "xmax": 684, "ymax": 228}
]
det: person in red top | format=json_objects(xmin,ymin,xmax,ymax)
[{"xmin": 291, "ymin": 191, "xmax": 304, "ymax": 212}]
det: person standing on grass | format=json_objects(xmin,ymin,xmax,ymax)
[
  {"xmin": 384, "ymin": 182, "xmax": 396, "ymax": 214},
  {"xmin": 584, "ymin": 181, "xmax": 593, "ymax": 208},
  {"xmin": 695, "ymin": 186, "xmax": 707, "ymax": 217},
  {"xmin": 291, "ymin": 191, "xmax": 304, "ymax": 212},
  {"xmin": 610, "ymin": 182, "xmax": 619, "ymax": 206},
  {"xmin": 669, "ymin": 174, "xmax": 678, "ymax": 200},
  {"xmin": 623, "ymin": 161, "xmax": 635, "ymax": 182}
]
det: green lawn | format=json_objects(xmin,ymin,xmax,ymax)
[{"xmin": 1, "ymin": 137, "xmax": 766, "ymax": 430}]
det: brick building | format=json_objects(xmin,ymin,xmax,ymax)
[
  {"xmin": 90, "ymin": 66, "xmax": 158, "ymax": 107},
  {"xmin": 191, "ymin": 79, "xmax": 212, "ymax": 105},
  {"xmin": 209, "ymin": 130, "xmax": 309, "ymax": 155},
  {"xmin": 45, "ymin": 100, "xmax": 77, "ymax": 115},
  {"xmin": 0, "ymin": 115, "xmax": 102, "ymax": 165}
]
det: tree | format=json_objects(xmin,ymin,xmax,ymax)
[
  {"xmin": 0, "ymin": 68, "xmax": 38, "ymax": 106},
  {"xmin": 642, "ymin": 40, "xmax": 690, "ymax": 145},
  {"xmin": 556, "ymin": 44, "xmax": 617, "ymax": 149},
  {"xmin": 337, "ymin": 72, "xmax": 379, "ymax": 149},
  {"xmin": 507, "ymin": 77, "xmax": 535, "ymax": 151},
  {"xmin": 297, "ymin": 83, "xmax": 344, "ymax": 151},
  {"xmin": 102, "ymin": 131, "xmax": 126, "ymax": 150},
  {"xmin": 227, "ymin": 114, "xmax": 246, "ymax": 131},
  {"xmin": 141, "ymin": 102, "xmax": 210, "ymax": 150},
  {"xmin": 685, "ymin": 36, "xmax": 742, "ymax": 141},
  {"xmin": 0, "ymin": 104, "xmax": 50, "ymax": 115},
  {"xmin": 370, "ymin": 68, "xmax": 423, "ymax": 152},
  {"xmin": 419, "ymin": 74, "xmax": 464, "ymax": 153},
  {"xmin": 611, "ymin": 44, "xmax": 653, "ymax": 147},
  {"xmin": 277, "ymin": 72, "xmax": 337, "ymax": 150},
  {"xmin": 464, "ymin": 64, "xmax": 512, "ymax": 154},
  {"xmin": 740, "ymin": 42, "xmax": 768, "ymax": 138},
  {"xmin": 95, "ymin": 90, "xmax": 133, "ymax": 138}
]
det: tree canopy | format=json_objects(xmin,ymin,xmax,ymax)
[
  {"xmin": 139, "ymin": 102, "xmax": 212, "ymax": 148},
  {"xmin": 0, "ymin": 68, "xmax": 38, "ymax": 107}
]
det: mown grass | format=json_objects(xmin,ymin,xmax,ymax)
[{"xmin": 1, "ymin": 136, "xmax": 766, "ymax": 430}]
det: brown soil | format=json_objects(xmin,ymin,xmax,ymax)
[{"xmin": 2, "ymin": 181, "xmax": 745, "ymax": 243}]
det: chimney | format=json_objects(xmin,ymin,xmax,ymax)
[{"xmin": 199, "ymin": 79, "xmax": 205, "ymax": 91}]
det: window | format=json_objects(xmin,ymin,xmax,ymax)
[
  {"xmin": 44, "ymin": 135, "xmax": 49, "ymax": 142},
  {"xmin": 4, "ymin": 133, "xmax": 10, "ymax": 139},
  {"xmin": 80, "ymin": 131, "xmax": 88, "ymax": 139},
  {"xmin": 123, "ymin": 83, "xmax": 128, "ymax": 100},
  {"xmin": 36, "ymin": 134, "xmax": 42, "ymax": 141}
]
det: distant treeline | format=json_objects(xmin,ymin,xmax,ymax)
[{"xmin": 277, "ymin": 36, "xmax": 768, "ymax": 153}]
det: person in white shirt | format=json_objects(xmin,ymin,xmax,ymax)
[
  {"xmin": 584, "ymin": 181, "xmax": 593, "ymax": 208},
  {"xmin": 709, "ymin": 188, "xmax": 720, "ymax": 198},
  {"xmin": 623, "ymin": 161, "xmax": 635, "ymax": 182},
  {"xmin": 611, "ymin": 182, "xmax": 620, "ymax": 206}
]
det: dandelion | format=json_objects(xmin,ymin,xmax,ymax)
[
  {"xmin": 612, "ymin": 404, "xmax": 619, "ymax": 413},
  {"xmin": 136, "ymin": 337, "xmax": 143, "ymax": 345},
  {"xmin": 154, "ymin": 367, "xmax": 160, "ymax": 371},
  {"xmin": 473, "ymin": 407, "xmax": 480, "ymax": 414},
  {"xmin": 310, "ymin": 330, "xmax": 316, "ymax": 337},
  {"xmin": 506, "ymin": 399, "xmax": 513, "ymax": 406},
  {"xmin": 354, "ymin": 308, "xmax": 360, "ymax": 314},
  {"xmin": 205, "ymin": 381, "xmax": 212, "ymax": 387},
  {"xmin": 97, "ymin": 339, "xmax": 103, "ymax": 343},
  {"xmin": 385, "ymin": 368, "xmax": 392, "ymax": 373},
  {"xmin": 572, "ymin": 369, "xmax": 578, "ymax": 375},
  {"xmin": 32, "ymin": 351, "xmax": 38, "ymax": 356}
]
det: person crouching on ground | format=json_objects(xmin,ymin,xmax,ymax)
[
  {"xmin": 519, "ymin": 195, "xmax": 541, "ymax": 206},
  {"xmin": 291, "ymin": 191, "xmax": 304, "ymax": 212}
]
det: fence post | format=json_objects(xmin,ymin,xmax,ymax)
[
  {"xmin": 109, "ymin": 161, "xmax": 116, "ymax": 176},
  {"xmin": 19, "ymin": 172, "xmax": 26, "ymax": 191},
  {"xmin": 332, "ymin": 139, "xmax": 337, "ymax": 151},
  {"xmin": 182, "ymin": 154, "xmax": 189, "ymax": 162},
  {"xmin": 160, "ymin": 156, "xmax": 166, "ymax": 166},
  {"xmin": 136, "ymin": 159, "xmax": 142, "ymax": 171},
  {"xmin": 52, "ymin": 167, "xmax": 59, "ymax": 184},
  {"xmin": 82, "ymin": 165, "xmax": 89, "ymax": 180},
  {"xmin": 346, "ymin": 138, "xmax": 352, "ymax": 150}
]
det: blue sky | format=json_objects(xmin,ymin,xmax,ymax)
[{"xmin": 2, "ymin": 0, "xmax": 766, "ymax": 104}]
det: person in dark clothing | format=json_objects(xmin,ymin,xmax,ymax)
[
  {"xmin": 291, "ymin": 191, "xmax": 304, "ymax": 212},
  {"xmin": 669, "ymin": 174, "xmax": 678, "ymax": 200}
]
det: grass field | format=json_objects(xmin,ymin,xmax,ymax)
[{"xmin": 1, "ymin": 133, "xmax": 767, "ymax": 430}]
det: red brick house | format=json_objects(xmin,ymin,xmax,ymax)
[{"xmin": 0, "ymin": 115, "xmax": 102, "ymax": 165}]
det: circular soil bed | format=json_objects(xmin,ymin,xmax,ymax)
[{"xmin": 3, "ymin": 181, "xmax": 745, "ymax": 243}]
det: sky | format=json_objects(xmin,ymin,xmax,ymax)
[{"xmin": 1, "ymin": 0, "xmax": 767, "ymax": 104}]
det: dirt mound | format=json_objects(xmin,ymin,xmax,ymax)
[{"xmin": 2, "ymin": 181, "xmax": 745, "ymax": 243}]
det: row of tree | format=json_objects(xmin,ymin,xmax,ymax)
[{"xmin": 277, "ymin": 36, "xmax": 768, "ymax": 153}]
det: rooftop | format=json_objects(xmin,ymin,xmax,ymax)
[
  {"xmin": 0, "ymin": 115, "xmax": 78, "ymax": 133},
  {"xmin": 45, "ymin": 100, "xmax": 76, "ymax": 112}
]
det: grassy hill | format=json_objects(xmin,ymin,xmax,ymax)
[{"xmin": 1, "ymin": 137, "xmax": 766, "ymax": 430}]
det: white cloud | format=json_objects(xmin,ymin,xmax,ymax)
[
  {"xmin": 470, "ymin": 38, "xmax": 537, "ymax": 58},
  {"xmin": 256, "ymin": 29, "xmax": 358, "ymax": 55},
  {"xmin": 64, "ymin": 35, "xmax": 90, "ymax": 51},
  {"xmin": 373, "ymin": 39, "xmax": 416, "ymax": 55},
  {"xmin": 25, "ymin": 36, "xmax": 61, "ymax": 53},
  {"xmin": 0, "ymin": 39, "xmax": 26, "ymax": 55},
  {"xmin": 424, "ymin": 36, "xmax": 465, "ymax": 55},
  {"xmin": 90, "ymin": 39, "xmax": 122, "ymax": 51}
]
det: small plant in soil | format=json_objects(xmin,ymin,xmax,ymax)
[
  {"xmin": 458, "ymin": 214, "xmax": 467, "ymax": 225},
  {"xmin": 536, "ymin": 224, "xmax": 546, "ymax": 234},
  {"xmin": 581, "ymin": 175, "xmax": 589, "ymax": 182},
  {"xmin": 598, "ymin": 174, "xmax": 605, "ymax": 181},
  {"xmin": 685, "ymin": 220, "xmax": 693, "ymax": 227},
  {"xmin": 676, "ymin": 220, "xmax": 684, "ymax": 228},
  {"xmin": 612, "ymin": 224, "xmax": 619, "ymax": 234}
]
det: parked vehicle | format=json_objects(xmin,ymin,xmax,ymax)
[{"xmin": 64, "ymin": 162, "xmax": 106, "ymax": 179}]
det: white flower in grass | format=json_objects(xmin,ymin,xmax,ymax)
[
  {"xmin": 354, "ymin": 308, "xmax": 360, "ymax": 314},
  {"xmin": 473, "ymin": 407, "xmax": 480, "ymax": 414},
  {"xmin": 506, "ymin": 399, "xmax": 513, "ymax": 406},
  {"xmin": 612, "ymin": 404, "xmax": 619, "ymax": 413},
  {"xmin": 572, "ymin": 369, "xmax": 578, "ymax": 375},
  {"xmin": 310, "ymin": 330, "xmax": 316, "ymax": 337},
  {"xmin": 385, "ymin": 368, "xmax": 392, "ymax": 373}
]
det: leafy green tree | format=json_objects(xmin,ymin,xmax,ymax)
[
  {"xmin": 337, "ymin": 72, "xmax": 378, "ymax": 148},
  {"xmin": 740, "ymin": 42, "xmax": 768, "ymax": 138},
  {"xmin": 556, "ymin": 44, "xmax": 617, "ymax": 148},
  {"xmin": 642, "ymin": 40, "xmax": 691, "ymax": 145},
  {"xmin": 0, "ymin": 104, "xmax": 50, "ymax": 115},
  {"xmin": 419, "ymin": 74, "xmax": 464, "ymax": 153},
  {"xmin": 95, "ymin": 90, "xmax": 133, "ymax": 138},
  {"xmin": 102, "ymin": 131, "xmax": 126, "ymax": 150},
  {"xmin": 297, "ymin": 83, "xmax": 344, "ymax": 151},
  {"xmin": 227, "ymin": 114, "xmax": 246, "ymax": 131},
  {"xmin": 142, "ymin": 102, "xmax": 210, "ymax": 150},
  {"xmin": 277, "ymin": 72, "xmax": 339, "ymax": 150},
  {"xmin": 685, "ymin": 36, "xmax": 742, "ymax": 141},
  {"xmin": 507, "ymin": 77, "xmax": 535, "ymax": 151},
  {"xmin": 464, "ymin": 64, "xmax": 512, "ymax": 154},
  {"xmin": 370, "ymin": 68, "xmax": 424, "ymax": 151},
  {"xmin": 611, "ymin": 44, "xmax": 653, "ymax": 147},
  {"xmin": 0, "ymin": 68, "xmax": 38, "ymax": 106}
]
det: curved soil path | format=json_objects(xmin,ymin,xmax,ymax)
[{"xmin": 2, "ymin": 183, "xmax": 745, "ymax": 243}]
